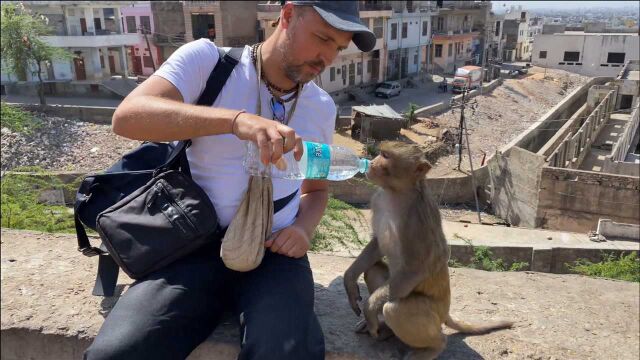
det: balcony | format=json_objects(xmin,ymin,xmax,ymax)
[
  {"xmin": 360, "ymin": 2, "xmax": 392, "ymax": 11},
  {"xmin": 153, "ymin": 33, "xmax": 186, "ymax": 46},
  {"xmin": 41, "ymin": 33, "xmax": 142, "ymax": 48}
]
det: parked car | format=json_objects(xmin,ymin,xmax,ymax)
[
  {"xmin": 451, "ymin": 66, "xmax": 482, "ymax": 93},
  {"xmin": 375, "ymin": 81, "xmax": 402, "ymax": 98}
]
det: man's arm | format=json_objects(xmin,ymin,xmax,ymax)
[
  {"xmin": 265, "ymin": 179, "xmax": 329, "ymax": 258},
  {"xmin": 112, "ymin": 75, "xmax": 302, "ymax": 165}
]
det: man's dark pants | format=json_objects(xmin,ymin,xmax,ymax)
[{"xmin": 84, "ymin": 238, "xmax": 325, "ymax": 360}]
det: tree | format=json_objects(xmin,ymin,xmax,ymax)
[
  {"xmin": 404, "ymin": 102, "xmax": 419, "ymax": 128},
  {"xmin": 1, "ymin": 3, "xmax": 71, "ymax": 105}
]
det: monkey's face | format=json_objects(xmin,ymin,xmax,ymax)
[{"xmin": 368, "ymin": 142, "xmax": 432, "ymax": 191}]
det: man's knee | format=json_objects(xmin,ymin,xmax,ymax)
[
  {"xmin": 240, "ymin": 313, "xmax": 325, "ymax": 360},
  {"xmin": 84, "ymin": 337, "xmax": 132, "ymax": 360}
]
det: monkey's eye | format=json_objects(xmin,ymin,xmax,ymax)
[{"xmin": 380, "ymin": 151, "xmax": 388, "ymax": 159}]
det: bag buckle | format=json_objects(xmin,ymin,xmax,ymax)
[{"xmin": 79, "ymin": 246, "xmax": 106, "ymax": 257}]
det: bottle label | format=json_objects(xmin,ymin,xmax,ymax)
[{"xmin": 304, "ymin": 141, "xmax": 331, "ymax": 179}]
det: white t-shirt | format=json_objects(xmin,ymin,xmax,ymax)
[{"xmin": 153, "ymin": 39, "xmax": 336, "ymax": 232}]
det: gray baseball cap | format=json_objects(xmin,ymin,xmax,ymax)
[{"xmin": 287, "ymin": 0, "xmax": 376, "ymax": 52}]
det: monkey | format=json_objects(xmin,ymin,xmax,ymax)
[{"xmin": 343, "ymin": 141, "xmax": 513, "ymax": 360}]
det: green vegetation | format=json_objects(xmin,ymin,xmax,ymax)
[
  {"xmin": 404, "ymin": 102, "xmax": 419, "ymax": 128},
  {"xmin": 312, "ymin": 197, "xmax": 366, "ymax": 252},
  {"xmin": 1, "ymin": 168, "xmax": 82, "ymax": 233},
  {"xmin": 568, "ymin": 252, "xmax": 639, "ymax": 282},
  {"xmin": 0, "ymin": 102, "xmax": 42, "ymax": 134},
  {"xmin": 449, "ymin": 233, "xmax": 529, "ymax": 271}
]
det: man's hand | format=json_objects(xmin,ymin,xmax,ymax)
[
  {"xmin": 264, "ymin": 224, "xmax": 310, "ymax": 258},
  {"xmin": 233, "ymin": 113, "xmax": 303, "ymax": 166}
]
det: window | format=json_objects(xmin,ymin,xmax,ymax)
[
  {"xmin": 357, "ymin": 62, "xmax": 362, "ymax": 76},
  {"xmin": 539, "ymin": 51, "xmax": 547, "ymax": 59},
  {"xmin": 435, "ymin": 44, "xmax": 443, "ymax": 58},
  {"xmin": 607, "ymin": 52, "xmax": 625, "ymax": 64},
  {"xmin": 422, "ymin": 21, "xmax": 428, "ymax": 36},
  {"xmin": 143, "ymin": 56, "xmax": 153, "ymax": 68},
  {"xmin": 126, "ymin": 16, "xmax": 136, "ymax": 33},
  {"xmin": 391, "ymin": 23, "xmax": 397, "ymax": 40},
  {"xmin": 563, "ymin": 51, "xmax": 580, "ymax": 62},
  {"xmin": 402, "ymin": 22, "xmax": 408, "ymax": 38},
  {"xmin": 373, "ymin": 18, "xmax": 383, "ymax": 39},
  {"xmin": 414, "ymin": 53, "xmax": 418, "ymax": 64},
  {"xmin": 367, "ymin": 60, "xmax": 372, "ymax": 74},
  {"xmin": 330, "ymin": 67, "xmax": 335, "ymax": 81},
  {"xmin": 437, "ymin": 17, "xmax": 444, "ymax": 31},
  {"xmin": 519, "ymin": 30, "xmax": 523, "ymax": 36},
  {"xmin": 140, "ymin": 16, "xmax": 151, "ymax": 34},
  {"xmin": 495, "ymin": 21, "xmax": 500, "ymax": 36},
  {"xmin": 448, "ymin": 43, "xmax": 452, "ymax": 57}
]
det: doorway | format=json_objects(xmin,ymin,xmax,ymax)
[
  {"xmin": 80, "ymin": 18, "xmax": 88, "ymax": 34},
  {"xmin": 108, "ymin": 55, "xmax": 116, "ymax": 75},
  {"xmin": 73, "ymin": 57, "xmax": 86, "ymax": 80}
]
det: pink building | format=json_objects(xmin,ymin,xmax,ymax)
[{"xmin": 119, "ymin": 2, "xmax": 160, "ymax": 76}]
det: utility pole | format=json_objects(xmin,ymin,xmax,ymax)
[
  {"xmin": 450, "ymin": 88, "xmax": 482, "ymax": 224},
  {"xmin": 456, "ymin": 88, "xmax": 466, "ymax": 170},
  {"xmin": 479, "ymin": 3, "xmax": 489, "ymax": 95},
  {"xmin": 141, "ymin": 26, "xmax": 156, "ymax": 72}
]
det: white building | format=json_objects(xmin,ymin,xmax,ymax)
[
  {"xmin": 385, "ymin": 0, "xmax": 435, "ymax": 81},
  {"xmin": 532, "ymin": 26, "xmax": 639, "ymax": 77},
  {"xmin": 2, "ymin": 1, "xmax": 140, "ymax": 83}
]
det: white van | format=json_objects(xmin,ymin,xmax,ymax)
[{"xmin": 375, "ymin": 81, "xmax": 402, "ymax": 98}]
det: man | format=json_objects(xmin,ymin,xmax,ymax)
[
  {"xmin": 84, "ymin": 1, "xmax": 375, "ymax": 359},
  {"xmin": 207, "ymin": 24, "xmax": 216, "ymax": 41}
]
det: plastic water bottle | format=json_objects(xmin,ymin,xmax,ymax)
[{"xmin": 243, "ymin": 141, "xmax": 370, "ymax": 180}]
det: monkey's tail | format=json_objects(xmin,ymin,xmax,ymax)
[{"xmin": 444, "ymin": 315, "xmax": 513, "ymax": 335}]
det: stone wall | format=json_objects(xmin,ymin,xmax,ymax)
[
  {"xmin": 414, "ymin": 78, "xmax": 503, "ymax": 118},
  {"xmin": 537, "ymin": 167, "xmax": 640, "ymax": 232},
  {"xmin": 4, "ymin": 82, "xmax": 122, "ymax": 99},
  {"xmin": 10, "ymin": 103, "xmax": 115, "ymax": 125},
  {"xmin": 487, "ymin": 147, "xmax": 547, "ymax": 228}
]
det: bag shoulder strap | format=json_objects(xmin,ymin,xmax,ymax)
[{"xmin": 82, "ymin": 47, "xmax": 243, "ymax": 297}]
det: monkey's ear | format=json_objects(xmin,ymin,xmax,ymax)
[{"xmin": 416, "ymin": 161, "xmax": 432, "ymax": 177}]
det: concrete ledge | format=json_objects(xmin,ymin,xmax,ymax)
[
  {"xmin": 7, "ymin": 103, "xmax": 116, "ymax": 125},
  {"xmin": 415, "ymin": 78, "xmax": 503, "ymax": 118},
  {"xmin": 2, "ymin": 229, "xmax": 639, "ymax": 359}
]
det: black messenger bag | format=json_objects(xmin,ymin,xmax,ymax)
[{"xmin": 73, "ymin": 47, "xmax": 250, "ymax": 297}]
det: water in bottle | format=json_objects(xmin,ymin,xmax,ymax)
[{"xmin": 243, "ymin": 141, "xmax": 370, "ymax": 180}]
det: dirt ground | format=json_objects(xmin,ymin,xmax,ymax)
[{"xmin": 2, "ymin": 229, "xmax": 639, "ymax": 360}]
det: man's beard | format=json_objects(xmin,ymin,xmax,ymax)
[{"xmin": 279, "ymin": 33, "xmax": 325, "ymax": 84}]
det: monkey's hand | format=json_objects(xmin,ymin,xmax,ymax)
[{"xmin": 343, "ymin": 271, "xmax": 362, "ymax": 316}]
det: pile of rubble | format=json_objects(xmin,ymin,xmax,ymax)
[
  {"xmin": 1, "ymin": 112, "xmax": 141, "ymax": 173},
  {"xmin": 428, "ymin": 67, "xmax": 590, "ymax": 176}
]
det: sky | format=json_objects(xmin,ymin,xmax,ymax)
[{"xmin": 492, "ymin": 1, "xmax": 638, "ymax": 11}]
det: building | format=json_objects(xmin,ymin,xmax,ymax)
[
  {"xmin": 2, "ymin": 1, "xmax": 140, "ymax": 83},
  {"xmin": 486, "ymin": 60, "xmax": 639, "ymax": 233},
  {"xmin": 486, "ymin": 12, "xmax": 505, "ymax": 63},
  {"xmin": 120, "ymin": 2, "xmax": 161, "ymax": 76},
  {"xmin": 385, "ymin": 1, "xmax": 436, "ymax": 81},
  {"xmin": 502, "ymin": 5, "xmax": 531, "ymax": 62},
  {"xmin": 183, "ymin": 1, "xmax": 258, "ymax": 47},
  {"xmin": 430, "ymin": 0, "xmax": 490, "ymax": 74},
  {"xmin": 531, "ymin": 24, "xmax": 639, "ymax": 77},
  {"xmin": 257, "ymin": 1, "xmax": 392, "ymax": 100},
  {"xmin": 150, "ymin": 1, "xmax": 186, "ymax": 63},
  {"xmin": 351, "ymin": 104, "xmax": 404, "ymax": 142}
]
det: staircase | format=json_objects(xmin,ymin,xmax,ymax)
[{"xmin": 100, "ymin": 77, "xmax": 138, "ymax": 98}]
